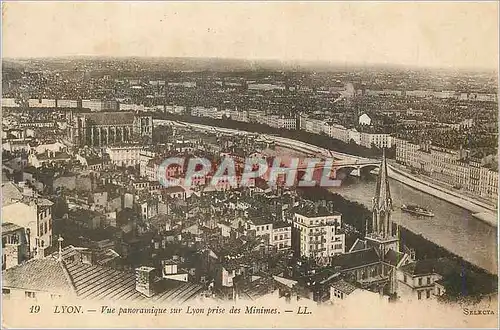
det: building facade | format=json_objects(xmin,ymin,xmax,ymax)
[
  {"xmin": 1, "ymin": 198, "xmax": 54, "ymax": 259},
  {"xmin": 2, "ymin": 223, "xmax": 29, "ymax": 270},
  {"xmin": 395, "ymin": 138, "xmax": 498, "ymax": 204},
  {"xmin": 293, "ymin": 203, "xmax": 346, "ymax": 259},
  {"xmin": 360, "ymin": 132, "xmax": 393, "ymax": 149}
]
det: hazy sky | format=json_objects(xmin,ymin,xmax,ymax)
[{"xmin": 2, "ymin": 2, "xmax": 498, "ymax": 70}]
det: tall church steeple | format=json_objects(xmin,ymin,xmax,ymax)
[{"xmin": 370, "ymin": 149, "xmax": 394, "ymax": 238}]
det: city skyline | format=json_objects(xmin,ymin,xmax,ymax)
[{"xmin": 2, "ymin": 1, "xmax": 499, "ymax": 70}]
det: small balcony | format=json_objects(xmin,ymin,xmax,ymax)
[{"xmin": 309, "ymin": 230, "xmax": 327, "ymax": 237}]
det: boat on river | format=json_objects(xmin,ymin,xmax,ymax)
[{"xmin": 401, "ymin": 204, "xmax": 435, "ymax": 217}]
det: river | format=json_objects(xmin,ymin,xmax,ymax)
[
  {"xmin": 270, "ymin": 146, "xmax": 498, "ymax": 274},
  {"xmin": 163, "ymin": 120, "xmax": 498, "ymax": 274}
]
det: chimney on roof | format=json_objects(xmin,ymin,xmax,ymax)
[
  {"xmin": 135, "ymin": 266, "xmax": 156, "ymax": 298},
  {"xmin": 57, "ymin": 236, "xmax": 64, "ymax": 262}
]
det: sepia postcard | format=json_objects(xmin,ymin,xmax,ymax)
[{"xmin": 1, "ymin": 1, "xmax": 498, "ymax": 328}]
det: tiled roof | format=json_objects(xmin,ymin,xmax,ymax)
[
  {"xmin": 37, "ymin": 152, "xmax": 71, "ymax": 160},
  {"xmin": 331, "ymin": 279, "xmax": 357, "ymax": 295},
  {"xmin": 1, "ymin": 182, "xmax": 23, "ymax": 206},
  {"xmin": 164, "ymin": 186, "xmax": 185, "ymax": 194},
  {"xmin": 49, "ymin": 245, "xmax": 121, "ymax": 267},
  {"xmin": 273, "ymin": 222, "xmax": 291, "ymax": 229},
  {"xmin": 2, "ymin": 258, "xmax": 204, "ymax": 303},
  {"xmin": 2, "ymin": 222, "xmax": 24, "ymax": 234},
  {"xmin": 330, "ymin": 247, "xmax": 381, "ymax": 271},
  {"xmin": 399, "ymin": 258, "xmax": 457, "ymax": 276},
  {"xmin": 238, "ymin": 276, "xmax": 277, "ymax": 300},
  {"xmin": 64, "ymin": 261, "xmax": 142, "ymax": 301},
  {"xmin": 2, "ymin": 258, "xmax": 76, "ymax": 295}
]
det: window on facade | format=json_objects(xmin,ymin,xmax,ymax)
[
  {"xmin": 25, "ymin": 291, "xmax": 36, "ymax": 299},
  {"xmin": 418, "ymin": 278, "xmax": 422, "ymax": 286},
  {"xmin": 9, "ymin": 234, "xmax": 19, "ymax": 245},
  {"xmin": 417, "ymin": 291, "xmax": 422, "ymax": 300},
  {"xmin": 403, "ymin": 275, "xmax": 407, "ymax": 283},
  {"xmin": 44, "ymin": 222, "xmax": 48, "ymax": 234},
  {"xmin": 427, "ymin": 277, "xmax": 431, "ymax": 285},
  {"xmin": 39, "ymin": 224, "xmax": 43, "ymax": 236},
  {"xmin": 426, "ymin": 290, "xmax": 431, "ymax": 299},
  {"xmin": 2, "ymin": 289, "xmax": 10, "ymax": 299}
]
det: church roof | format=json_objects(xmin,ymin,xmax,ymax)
[
  {"xmin": 384, "ymin": 249, "xmax": 406, "ymax": 267},
  {"xmin": 330, "ymin": 247, "xmax": 381, "ymax": 271},
  {"xmin": 349, "ymin": 238, "xmax": 367, "ymax": 252},
  {"xmin": 82, "ymin": 112, "xmax": 135, "ymax": 126}
]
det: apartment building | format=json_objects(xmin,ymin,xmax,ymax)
[
  {"xmin": 395, "ymin": 139, "xmax": 498, "ymax": 204},
  {"xmin": 360, "ymin": 132, "xmax": 393, "ymax": 149},
  {"xmin": 2, "ymin": 223, "xmax": 29, "ymax": 270},
  {"xmin": 300, "ymin": 116, "xmax": 326, "ymax": 135},
  {"xmin": 246, "ymin": 218, "xmax": 292, "ymax": 251},
  {"xmin": 293, "ymin": 202, "xmax": 346, "ymax": 259},
  {"xmin": 2, "ymin": 198, "xmax": 54, "ymax": 259},
  {"xmin": 326, "ymin": 123, "xmax": 349, "ymax": 143},
  {"xmin": 396, "ymin": 259, "xmax": 449, "ymax": 301},
  {"xmin": 105, "ymin": 145, "xmax": 144, "ymax": 167}
]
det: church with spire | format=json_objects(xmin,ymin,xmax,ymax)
[
  {"xmin": 365, "ymin": 149, "xmax": 400, "ymax": 259},
  {"xmin": 329, "ymin": 149, "xmax": 411, "ymax": 297}
]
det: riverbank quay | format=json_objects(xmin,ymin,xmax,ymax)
[{"xmin": 388, "ymin": 164, "xmax": 497, "ymax": 227}]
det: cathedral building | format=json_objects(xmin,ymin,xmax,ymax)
[
  {"xmin": 330, "ymin": 149, "xmax": 411, "ymax": 296},
  {"xmin": 66, "ymin": 111, "xmax": 153, "ymax": 147}
]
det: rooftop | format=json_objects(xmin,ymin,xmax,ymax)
[
  {"xmin": 330, "ymin": 247, "xmax": 381, "ymax": 271},
  {"xmin": 2, "ymin": 222, "xmax": 24, "ymax": 235},
  {"xmin": 80, "ymin": 112, "xmax": 135, "ymax": 126},
  {"xmin": 399, "ymin": 258, "xmax": 457, "ymax": 277},
  {"xmin": 1, "ymin": 182, "xmax": 23, "ymax": 206},
  {"xmin": 293, "ymin": 202, "xmax": 340, "ymax": 218},
  {"xmin": 3, "ymin": 257, "xmax": 204, "ymax": 303},
  {"xmin": 331, "ymin": 278, "xmax": 357, "ymax": 295}
]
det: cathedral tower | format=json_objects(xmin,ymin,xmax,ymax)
[{"xmin": 365, "ymin": 149, "xmax": 399, "ymax": 255}]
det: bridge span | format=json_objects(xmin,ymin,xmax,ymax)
[{"xmin": 154, "ymin": 119, "xmax": 380, "ymax": 169}]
